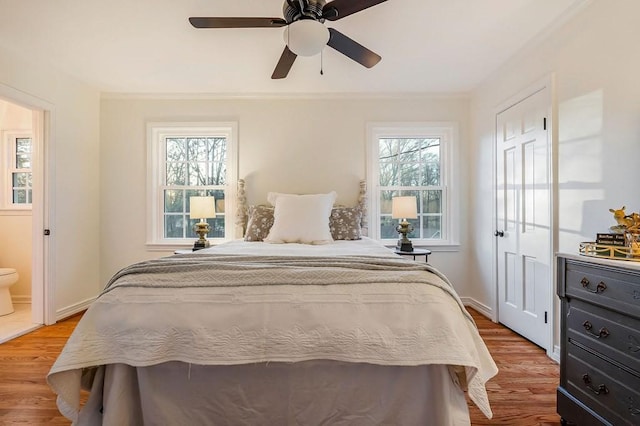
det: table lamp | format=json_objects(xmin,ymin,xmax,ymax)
[
  {"xmin": 392, "ymin": 196, "xmax": 417, "ymax": 252},
  {"xmin": 190, "ymin": 196, "xmax": 216, "ymax": 250}
]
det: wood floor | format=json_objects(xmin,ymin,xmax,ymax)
[
  {"xmin": 466, "ymin": 310, "xmax": 561, "ymax": 425},
  {"xmin": 0, "ymin": 308, "xmax": 561, "ymax": 425}
]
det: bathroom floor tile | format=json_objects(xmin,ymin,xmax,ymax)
[{"xmin": 0, "ymin": 304, "xmax": 41, "ymax": 344}]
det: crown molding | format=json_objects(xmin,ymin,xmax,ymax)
[{"xmin": 100, "ymin": 91, "xmax": 471, "ymax": 101}]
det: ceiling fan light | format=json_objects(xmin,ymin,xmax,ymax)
[{"xmin": 283, "ymin": 20, "xmax": 329, "ymax": 56}]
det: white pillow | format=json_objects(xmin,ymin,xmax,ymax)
[
  {"xmin": 267, "ymin": 192, "xmax": 287, "ymax": 206},
  {"xmin": 264, "ymin": 192, "xmax": 337, "ymax": 245}
]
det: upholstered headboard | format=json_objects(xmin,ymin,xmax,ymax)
[{"xmin": 235, "ymin": 179, "xmax": 368, "ymax": 238}]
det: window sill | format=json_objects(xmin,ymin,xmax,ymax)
[
  {"xmin": 146, "ymin": 243, "xmax": 189, "ymax": 252},
  {"xmin": 0, "ymin": 208, "xmax": 32, "ymax": 216},
  {"xmin": 380, "ymin": 239, "xmax": 460, "ymax": 252}
]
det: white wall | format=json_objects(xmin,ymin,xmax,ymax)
[
  {"xmin": 0, "ymin": 100, "xmax": 33, "ymax": 300},
  {"xmin": 100, "ymin": 95, "xmax": 473, "ymax": 293},
  {"xmin": 0, "ymin": 46, "xmax": 101, "ymax": 317},
  {"xmin": 0, "ymin": 214, "xmax": 32, "ymax": 300},
  {"xmin": 469, "ymin": 1, "xmax": 640, "ymax": 317}
]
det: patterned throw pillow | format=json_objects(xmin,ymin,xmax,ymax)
[
  {"xmin": 329, "ymin": 207, "xmax": 362, "ymax": 240},
  {"xmin": 244, "ymin": 205, "xmax": 275, "ymax": 241}
]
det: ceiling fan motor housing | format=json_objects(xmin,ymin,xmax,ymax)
[{"xmin": 283, "ymin": 0, "xmax": 326, "ymax": 23}]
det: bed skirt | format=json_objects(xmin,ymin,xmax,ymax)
[{"xmin": 76, "ymin": 360, "xmax": 471, "ymax": 425}]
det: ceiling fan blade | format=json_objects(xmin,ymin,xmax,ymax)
[
  {"xmin": 189, "ymin": 17, "xmax": 287, "ymax": 29},
  {"xmin": 322, "ymin": 0, "xmax": 387, "ymax": 21},
  {"xmin": 272, "ymin": 46, "xmax": 298, "ymax": 79},
  {"xmin": 326, "ymin": 28, "xmax": 381, "ymax": 68}
]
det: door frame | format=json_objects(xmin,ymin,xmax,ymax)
[
  {"xmin": 0, "ymin": 83, "xmax": 56, "ymax": 326},
  {"xmin": 492, "ymin": 74, "xmax": 558, "ymax": 360}
]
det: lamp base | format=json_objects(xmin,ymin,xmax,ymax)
[
  {"xmin": 193, "ymin": 240, "xmax": 210, "ymax": 250},
  {"xmin": 193, "ymin": 220, "xmax": 211, "ymax": 251},
  {"xmin": 396, "ymin": 240, "xmax": 414, "ymax": 252}
]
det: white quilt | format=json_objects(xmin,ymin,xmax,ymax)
[{"xmin": 47, "ymin": 238, "xmax": 498, "ymax": 422}]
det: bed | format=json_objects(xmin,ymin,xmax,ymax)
[{"xmin": 47, "ymin": 182, "xmax": 498, "ymax": 425}]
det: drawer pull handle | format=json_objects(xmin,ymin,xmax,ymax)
[
  {"xmin": 582, "ymin": 374, "xmax": 609, "ymax": 395},
  {"xmin": 582, "ymin": 321, "xmax": 610, "ymax": 338},
  {"xmin": 580, "ymin": 277, "xmax": 607, "ymax": 294}
]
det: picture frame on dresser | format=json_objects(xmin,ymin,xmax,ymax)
[{"xmin": 556, "ymin": 254, "xmax": 640, "ymax": 426}]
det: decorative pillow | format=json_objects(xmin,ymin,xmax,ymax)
[
  {"xmin": 329, "ymin": 206, "xmax": 362, "ymax": 240},
  {"xmin": 264, "ymin": 192, "xmax": 336, "ymax": 245},
  {"xmin": 244, "ymin": 205, "xmax": 275, "ymax": 241}
]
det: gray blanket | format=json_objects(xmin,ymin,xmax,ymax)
[{"xmin": 102, "ymin": 254, "xmax": 472, "ymax": 322}]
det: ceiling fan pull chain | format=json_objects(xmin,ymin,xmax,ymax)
[{"xmin": 320, "ymin": 50, "xmax": 324, "ymax": 75}]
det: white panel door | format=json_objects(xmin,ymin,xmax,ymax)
[{"xmin": 496, "ymin": 87, "xmax": 551, "ymax": 349}]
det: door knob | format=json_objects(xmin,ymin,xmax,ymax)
[{"xmin": 494, "ymin": 230, "xmax": 505, "ymax": 237}]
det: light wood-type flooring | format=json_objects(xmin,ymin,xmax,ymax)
[
  {"xmin": 466, "ymin": 310, "xmax": 561, "ymax": 425},
  {"xmin": 0, "ymin": 308, "xmax": 561, "ymax": 425}
]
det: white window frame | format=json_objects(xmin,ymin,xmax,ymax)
[
  {"xmin": 1, "ymin": 130, "xmax": 33, "ymax": 211},
  {"xmin": 146, "ymin": 122, "xmax": 238, "ymax": 250},
  {"xmin": 366, "ymin": 122, "xmax": 460, "ymax": 249}
]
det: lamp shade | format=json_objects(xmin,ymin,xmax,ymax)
[
  {"xmin": 391, "ymin": 196, "xmax": 417, "ymax": 220},
  {"xmin": 283, "ymin": 20, "xmax": 329, "ymax": 57},
  {"xmin": 190, "ymin": 196, "xmax": 216, "ymax": 220}
]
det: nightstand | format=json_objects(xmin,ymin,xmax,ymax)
[{"xmin": 394, "ymin": 248, "xmax": 431, "ymax": 263}]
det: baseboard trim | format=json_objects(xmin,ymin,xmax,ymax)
[
  {"xmin": 11, "ymin": 295, "xmax": 32, "ymax": 304},
  {"xmin": 549, "ymin": 344, "xmax": 561, "ymax": 363},
  {"xmin": 461, "ymin": 297, "xmax": 493, "ymax": 320},
  {"xmin": 56, "ymin": 297, "xmax": 94, "ymax": 322}
]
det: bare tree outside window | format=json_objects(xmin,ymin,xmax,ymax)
[
  {"xmin": 378, "ymin": 138, "xmax": 443, "ymax": 240},
  {"xmin": 163, "ymin": 137, "xmax": 227, "ymax": 239},
  {"xmin": 12, "ymin": 137, "xmax": 32, "ymax": 204},
  {"xmin": 147, "ymin": 122, "xmax": 237, "ymax": 247}
]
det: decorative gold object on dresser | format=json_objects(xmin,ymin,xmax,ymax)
[
  {"xmin": 608, "ymin": 206, "xmax": 640, "ymax": 233},
  {"xmin": 557, "ymin": 254, "xmax": 640, "ymax": 425},
  {"xmin": 579, "ymin": 207, "xmax": 640, "ymax": 262},
  {"xmin": 580, "ymin": 242, "xmax": 640, "ymax": 262}
]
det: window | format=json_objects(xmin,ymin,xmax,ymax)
[
  {"xmin": 367, "ymin": 122, "xmax": 459, "ymax": 248},
  {"xmin": 147, "ymin": 122, "xmax": 238, "ymax": 248},
  {"xmin": 2, "ymin": 131, "xmax": 33, "ymax": 209}
]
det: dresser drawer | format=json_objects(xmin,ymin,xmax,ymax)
[
  {"xmin": 565, "ymin": 260, "xmax": 640, "ymax": 317},
  {"xmin": 566, "ymin": 342, "xmax": 640, "ymax": 425},
  {"xmin": 567, "ymin": 299, "xmax": 640, "ymax": 376}
]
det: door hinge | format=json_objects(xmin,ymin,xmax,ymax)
[
  {"xmin": 544, "ymin": 311, "xmax": 548, "ymax": 324},
  {"xmin": 44, "ymin": 229, "xmax": 51, "ymax": 236},
  {"xmin": 543, "ymin": 117, "xmax": 547, "ymax": 130}
]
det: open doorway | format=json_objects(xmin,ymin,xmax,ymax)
[{"xmin": 0, "ymin": 88, "xmax": 51, "ymax": 343}]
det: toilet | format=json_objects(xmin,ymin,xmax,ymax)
[{"xmin": 0, "ymin": 268, "xmax": 18, "ymax": 316}]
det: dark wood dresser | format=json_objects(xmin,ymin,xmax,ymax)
[{"xmin": 557, "ymin": 254, "xmax": 640, "ymax": 425}]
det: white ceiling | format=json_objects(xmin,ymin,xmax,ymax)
[{"xmin": 0, "ymin": 0, "xmax": 586, "ymax": 95}]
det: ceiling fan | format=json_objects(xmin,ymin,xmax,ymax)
[{"xmin": 189, "ymin": 0, "xmax": 387, "ymax": 79}]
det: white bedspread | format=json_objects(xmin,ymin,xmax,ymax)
[{"xmin": 48, "ymin": 238, "xmax": 498, "ymax": 422}]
